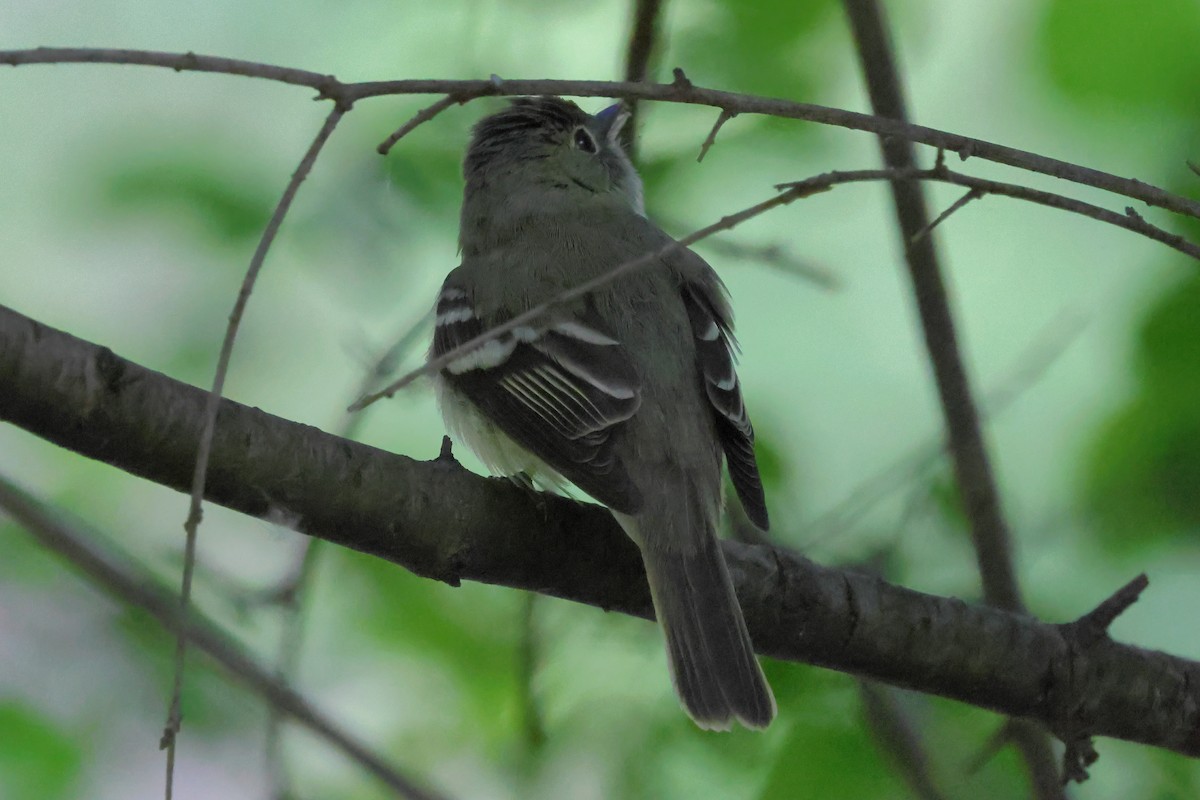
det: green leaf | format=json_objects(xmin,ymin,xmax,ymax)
[
  {"xmin": 0, "ymin": 702, "xmax": 82, "ymax": 800},
  {"xmin": 674, "ymin": 0, "xmax": 837, "ymax": 100}
]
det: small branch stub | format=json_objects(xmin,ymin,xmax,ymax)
[
  {"xmin": 1066, "ymin": 573, "xmax": 1150, "ymax": 647},
  {"xmin": 697, "ymin": 108, "xmax": 735, "ymax": 163},
  {"xmin": 1051, "ymin": 574, "xmax": 1150, "ymax": 784}
]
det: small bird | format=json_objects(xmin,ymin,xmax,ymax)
[{"xmin": 430, "ymin": 96, "xmax": 775, "ymax": 730}]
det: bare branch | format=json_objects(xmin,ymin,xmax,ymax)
[
  {"xmin": 0, "ymin": 474, "xmax": 449, "ymax": 800},
  {"xmin": 163, "ymin": 104, "xmax": 346, "ymax": 790},
  {"xmin": 845, "ymin": 0, "xmax": 1022, "ymax": 608},
  {"xmin": 656, "ymin": 213, "xmax": 839, "ymax": 288},
  {"xmin": 778, "ymin": 167, "xmax": 1200, "ymax": 261},
  {"xmin": 692, "ymin": 234, "xmax": 839, "ymax": 289},
  {"xmin": 910, "ymin": 187, "xmax": 983, "ymax": 244},
  {"xmin": 378, "ymin": 95, "xmax": 460, "ymax": 155},
  {"xmin": 0, "ymin": 47, "xmax": 341, "ymax": 95},
  {"xmin": 354, "ymin": 158, "xmax": 1197, "ymax": 415},
  {"xmin": 517, "ymin": 594, "xmax": 547, "ymax": 750},
  {"xmin": 3, "ymin": 47, "xmax": 1199, "ymax": 222},
  {"xmin": 5, "ymin": 303, "xmax": 1200, "ymax": 760},
  {"xmin": 697, "ymin": 108, "xmax": 734, "ymax": 162}
]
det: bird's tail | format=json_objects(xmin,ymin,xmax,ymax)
[{"xmin": 619, "ymin": 504, "xmax": 776, "ymax": 730}]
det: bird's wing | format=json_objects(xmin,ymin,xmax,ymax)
[
  {"xmin": 432, "ymin": 281, "xmax": 644, "ymax": 514},
  {"xmin": 679, "ymin": 278, "xmax": 769, "ymax": 530}
]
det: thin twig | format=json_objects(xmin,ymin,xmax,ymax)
[
  {"xmin": 699, "ymin": 236, "xmax": 839, "ymax": 289},
  {"xmin": 697, "ymin": 108, "xmax": 734, "ymax": 162},
  {"xmin": 162, "ymin": 103, "xmax": 347, "ymax": 796},
  {"xmin": 355, "ymin": 158, "xmax": 1198, "ymax": 412},
  {"xmin": 378, "ymin": 95, "xmax": 460, "ymax": 155},
  {"xmin": 624, "ymin": 0, "xmax": 665, "ymax": 83},
  {"xmin": 0, "ymin": 47, "xmax": 342, "ymax": 94},
  {"xmin": 776, "ymin": 167, "xmax": 1200, "ymax": 262},
  {"xmin": 348, "ymin": 182, "xmax": 826, "ymax": 411},
  {"xmin": 0, "ymin": 475, "xmax": 448, "ymax": 800},
  {"xmin": 657, "ymin": 216, "xmax": 839, "ymax": 289},
  {"xmin": 910, "ymin": 187, "xmax": 983, "ymax": 244},
  {"xmin": 4, "ymin": 48, "xmax": 1200, "ymax": 222}
]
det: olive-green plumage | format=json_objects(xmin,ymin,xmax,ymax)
[{"xmin": 431, "ymin": 97, "xmax": 775, "ymax": 730}]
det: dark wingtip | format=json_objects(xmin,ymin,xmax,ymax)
[
  {"xmin": 731, "ymin": 464, "xmax": 769, "ymax": 531},
  {"xmin": 743, "ymin": 496, "xmax": 769, "ymax": 532}
]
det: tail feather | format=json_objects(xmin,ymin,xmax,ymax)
[{"xmin": 641, "ymin": 538, "xmax": 776, "ymax": 730}]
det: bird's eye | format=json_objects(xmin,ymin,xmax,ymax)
[{"xmin": 572, "ymin": 127, "xmax": 598, "ymax": 154}]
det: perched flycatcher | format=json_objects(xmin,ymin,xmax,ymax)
[{"xmin": 430, "ymin": 96, "xmax": 775, "ymax": 730}]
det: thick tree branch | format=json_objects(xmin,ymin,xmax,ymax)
[
  {"xmin": 4, "ymin": 304, "xmax": 1200, "ymax": 760},
  {"xmin": 3, "ymin": 47, "xmax": 1199, "ymax": 222}
]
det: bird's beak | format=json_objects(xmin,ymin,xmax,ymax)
[{"xmin": 595, "ymin": 102, "xmax": 630, "ymax": 143}]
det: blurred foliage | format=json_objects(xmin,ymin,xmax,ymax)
[
  {"xmin": 928, "ymin": 466, "xmax": 967, "ymax": 533},
  {"xmin": 5, "ymin": 0, "xmax": 1200, "ymax": 798},
  {"xmin": 0, "ymin": 518, "xmax": 64, "ymax": 585},
  {"xmin": 113, "ymin": 605, "xmax": 257, "ymax": 733},
  {"xmin": 1038, "ymin": 0, "xmax": 1200, "ymax": 114},
  {"xmin": 331, "ymin": 549, "xmax": 522, "ymax": 741},
  {"xmin": 670, "ymin": 0, "xmax": 842, "ymax": 146},
  {"xmin": 1040, "ymin": 0, "xmax": 1200, "ymax": 554},
  {"xmin": 383, "ymin": 146, "xmax": 464, "ymax": 212},
  {"xmin": 101, "ymin": 156, "xmax": 273, "ymax": 245},
  {"xmin": 1084, "ymin": 273, "xmax": 1200, "ymax": 551},
  {"xmin": 0, "ymin": 702, "xmax": 82, "ymax": 800},
  {"xmin": 674, "ymin": 0, "xmax": 838, "ymax": 101},
  {"xmin": 752, "ymin": 427, "xmax": 790, "ymax": 496}
]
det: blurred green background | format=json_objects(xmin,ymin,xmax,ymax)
[{"xmin": 3, "ymin": 0, "xmax": 1200, "ymax": 798}]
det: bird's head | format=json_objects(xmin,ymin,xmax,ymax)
[{"xmin": 463, "ymin": 96, "xmax": 644, "ymax": 220}]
